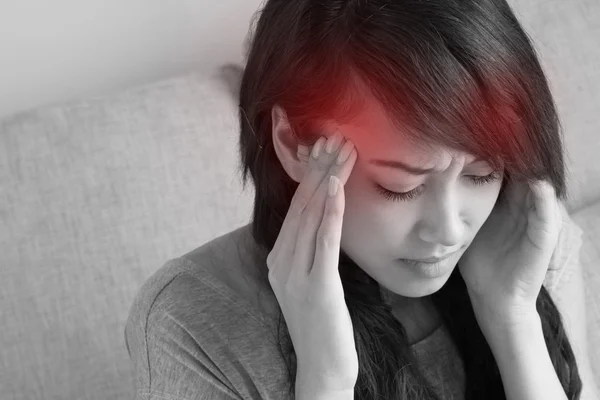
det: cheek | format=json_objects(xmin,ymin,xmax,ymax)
[
  {"xmin": 340, "ymin": 208, "xmax": 398, "ymax": 259},
  {"xmin": 342, "ymin": 187, "xmax": 383, "ymax": 232},
  {"xmin": 342, "ymin": 192, "xmax": 405, "ymax": 242},
  {"xmin": 471, "ymin": 183, "xmax": 503, "ymax": 224},
  {"xmin": 486, "ymin": 179, "xmax": 504, "ymax": 205},
  {"xmin": 343, "ymin": 180, "xmax": 393, "ymax": 222},
  {"xmin": 343, "ymin": 174, "xmax": 376, "ymax": 207}
]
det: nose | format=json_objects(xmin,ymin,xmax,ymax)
[{"xmin": 417, "ymin": 187, "xmax": 464, "ymax": 249}]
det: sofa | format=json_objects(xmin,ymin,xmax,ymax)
[{"xmin": 1, "ymin": 1, "xmax": 599, "ymax": 399}]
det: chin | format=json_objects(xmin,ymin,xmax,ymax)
[
  {"xmin": 401, "ymin": 283, "xmax": 444, "ymax": 298},
  {"xmin": 399, "ymin": 268, "xmax": 455, "ymax": 296}
]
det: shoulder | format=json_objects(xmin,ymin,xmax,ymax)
[
  {"xmin": 138, "ymin": 268, "xmax": 243, "ymax": 397},
  {"xmin": 181, "ymin": 223, "xmax": 271, "ymax": 298},
  {"xmin": 126, "ymin": 223, "xmax": 272, "ymax": 347},
  {"xmin": 124, "ymin": 252, "xmax": 279, "ymax": 399}
]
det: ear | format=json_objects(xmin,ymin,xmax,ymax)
[{"xmin": 271, "ymin": 104, "xmax": 309, "ymax": 183}]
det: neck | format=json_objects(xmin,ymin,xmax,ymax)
[{"xmin": 379, "ymin": 285, "xmax": 442, "ymax": 344}]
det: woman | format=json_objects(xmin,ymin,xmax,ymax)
[{"xmin": 125, "ymin": 0, "xmax": 597, "ymax": 399}]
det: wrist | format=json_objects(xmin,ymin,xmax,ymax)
[
  {"xmin": 471, "ymin": 299, "xmax": 539, "ymax": 335},
  {"xmin": 295, "ymin": 387, "xmax": 355, "ymax": 400},
  {"xmin": 478, "ymin": 308, "xmax": 542, "ymax": 347},
  {"xmin": 295, "ymin": 369, "xmax": 356, "ymax": 400}
]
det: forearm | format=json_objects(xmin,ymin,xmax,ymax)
[{"xmin": 481, "ymin": 313, "xmax": 568, "ymax": 400}]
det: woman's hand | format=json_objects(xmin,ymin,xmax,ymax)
[
  {"xmin": 458, "ymin": 179, "xmax": 563, "ymax": 329},
  {"xmin": 267, "ymin": 131, "xmax": 358, "ymax": 392}
]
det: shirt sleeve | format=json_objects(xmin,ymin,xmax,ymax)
[{"xmin": 134, "ymin": 305, "xmax": 244, "ymax": 400}]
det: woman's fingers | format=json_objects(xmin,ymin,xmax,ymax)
[
  {"xmin": 269, "ymin": 136, "xmax": 327, "ymax": 263},
  {"xmin": 311, "ymin": 175, "xmax": 346, "ymax": 282},
  {"xmin": 269, "ymin": 131, "xmax": 355, "ymax": 282},
  {"xmin": 530, "ymin": 180, "xmax": 559, "ymax": 222},
  {"xmin": 293, "ymin": 134, "xmax": 356, "ymax": 278},
  {"xmin": 528, "ymin": 180, "xmax": 562, "ymax": 249}
]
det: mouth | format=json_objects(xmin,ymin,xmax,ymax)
[{"xmin": 402, "ymin": 249, "xmax": 461, "ymax": 264}]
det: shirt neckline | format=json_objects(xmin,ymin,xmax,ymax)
[{"xmin": 409, "ymin": 322, "xmax": 444, "ymax": 347}]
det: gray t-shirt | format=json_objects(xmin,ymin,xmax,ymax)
[{"xmin": 125, "ymin": 219, "xmax": 581, "ymax": 400}]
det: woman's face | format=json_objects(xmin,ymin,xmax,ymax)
[{"xmin": 272, "ymin": 94, "xmax": 504, "ymax": 302}]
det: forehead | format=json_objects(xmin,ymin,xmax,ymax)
[{"xmin": 328, "ymin": 95, "xmax": 472, "ymax": 163}]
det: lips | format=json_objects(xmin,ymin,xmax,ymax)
[{"xmin": 404, "ymin": 251, "xmax": 458, "ymax": 264}]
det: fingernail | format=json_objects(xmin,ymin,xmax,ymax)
[
  {"xmin": 311, "ymin": 137, "xmax": 325, "ymax": 159},
  {"xmin": 325, "ymin": 131, "xmax": 343, "ymax": 154},
  {"xmin": 336, "ymin": 141, "xmax": 354, "ymax": 165},
  {"xmin": 328, "ymin": 175, "xmax": 339, "ymax": 197}
]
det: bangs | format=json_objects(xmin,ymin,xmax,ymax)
[{"xmin": 282, "ymin": 3, "xmax": 531, "ymax": 176}]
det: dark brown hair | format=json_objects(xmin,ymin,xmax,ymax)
[{"xmin": 235, "ymin": 0, "xmax": 582, "ymax": 398}]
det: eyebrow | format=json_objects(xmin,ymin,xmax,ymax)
[{"xmin": 369, "ymin": 156, "xmax": 483, "ymax": 176}]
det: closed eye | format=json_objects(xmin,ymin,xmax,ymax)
[{"xmin": 374, "ymin": 170, "xmax": 503, "ymax": 202}]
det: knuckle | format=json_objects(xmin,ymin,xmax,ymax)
[
  {"xmin": 293, "ymin": 195, "xmax": 309, "ymax": 216},
  {"xmin": 317, "ymin": 230, "xmax": 336, "ymax": 248},
  {"xmin": 300, "ymin": 208, "xmax": 320, "ymax": 229},
  {"xmin": 309, "ymin": 154, "xmax": 330, "ymax": 170},
  {"xmin": 324, "ymin": 199, "xmax": 338, "ymax": 217},
  {"xmin": 316, "ymin": 156, "xmax": 331, "ymax": 170}
]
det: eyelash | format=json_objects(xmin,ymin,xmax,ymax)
[{"xmin": 374, "ymin": 171, "xmax": 503, "ymax": 203}]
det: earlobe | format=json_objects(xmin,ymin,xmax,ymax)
[{"xmin": 271, "ymin": 105, "xmax": 307, "ymax": 183}]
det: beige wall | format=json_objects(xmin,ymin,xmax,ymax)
[{"xmin": 0, "ymin": 0, "xmax": 263, "ymax": 119}]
